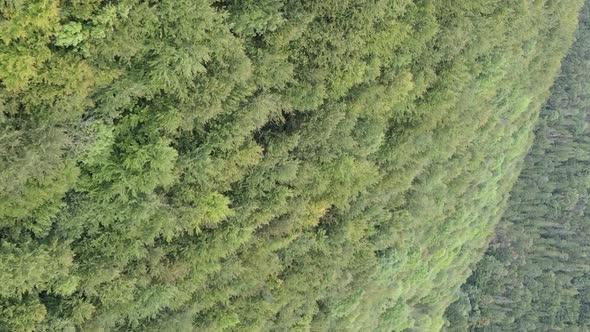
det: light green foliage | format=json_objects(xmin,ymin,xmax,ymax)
[
  {"xmin": 0, "ymin": 0, "xmax": 582, "ymax": 331},
  {"xmin": 444, "ymin": 2, "xmax": 590, "ymax": 330}
]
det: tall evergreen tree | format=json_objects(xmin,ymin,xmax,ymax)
[
  {"xmin": 444, "ymin": 2, "xmax": 590, "ymax": 330},
  {"xmin": 0, "ymin": 0, "xmax": 583, "ymax": 331}
]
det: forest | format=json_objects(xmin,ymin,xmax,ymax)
[
  {"xmin": 0, "ymin": 0, "xmax": 585, "ymax": 331},
  {"xmin": 444, "ymin": 1, "xmax": 590, "ymax": 330}
]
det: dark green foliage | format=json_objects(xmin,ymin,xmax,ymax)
[
  {"xmin": 444, "ymin": 2, "xmax": 590, "ymax": 330},
  {"xmin": 0, "ymin": 0, "xmax": 582, "ymax": 331}
]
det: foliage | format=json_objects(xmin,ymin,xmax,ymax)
[
  {"xmin": 444, "ymin": 2, "xmax": 590, "ymax": 331},
  {"xmin": 0, "ymin": 0, "xmax": 582, "ymax": 331}
]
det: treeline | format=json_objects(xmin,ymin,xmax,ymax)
[
  {"xmin": 0, "ymin": 1, "xmax": 582, "ymax": 331},
  {"xmin": 444, "ymin": 2, "xmax": 590, "ymax": 331}
]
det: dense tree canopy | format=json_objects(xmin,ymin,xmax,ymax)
[
  {"xmin": 0, "ymin": 0, "xmax": 582, "ymax": 331},
  {"xmin": 444, "ymin": 2, "xmax": 590, "ymax": 331}
]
